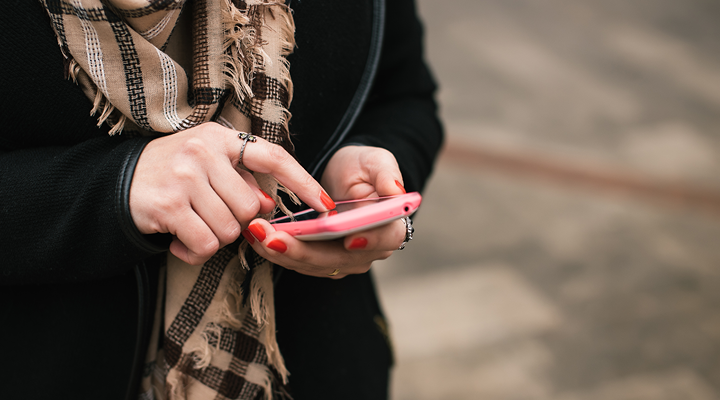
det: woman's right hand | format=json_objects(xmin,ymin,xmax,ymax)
[{"xmin": 129, "ymin": 122, "xmax": 335, "ymax": 265}]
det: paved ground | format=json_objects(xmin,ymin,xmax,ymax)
[{"xmin": 373, "ymin": 1, "xmax": 720, "ymax": 399}]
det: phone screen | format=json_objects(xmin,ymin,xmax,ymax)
[{"xmin": 270, "ymin": 196, "xmax": 398, "ymax": 224}]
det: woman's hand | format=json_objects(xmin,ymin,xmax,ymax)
[
  {"xmin": 129, "ymin": 122, "xmax": 334, "ymax": 265},
  {"xmin": 243, "ymin": 145, "xmax": 409, "ymax": 279}
]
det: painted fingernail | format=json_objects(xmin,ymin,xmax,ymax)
[
  {"xmin": 349, "ymin": 237, "xmax": 368, "ymax": 250},
  {"xmin": 267, "ymin": 239, "xmax": 287, "ymax": 253},
  {"xmin": 241, "ymin": 229, "xmax": 255, "ymax": 244},
  {"xmin": 320, "ymin": 191, "xmax": 336, "ymax": 210},
  {"xmin": 248, "ymin": 223, "xmax": 266, "ymax": 242},
  {"xmin": 395, "ymin": 180, "xmax": 406, "ymax": 194},
  {"xmin": 328, "ymin": 210, "xmax": 338, "ymax": 216},
  {"xmin": 259, "ymin": 189, "xmax": 275, "ymax": 204}
]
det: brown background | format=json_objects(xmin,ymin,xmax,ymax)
[{"xmin": 374, "ymin": 1, "xmax": 720, "ymax": 398}]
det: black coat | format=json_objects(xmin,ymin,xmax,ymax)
[{"xmin": 0, "ymin": 0, "xmax": 443, "ymax": 398}]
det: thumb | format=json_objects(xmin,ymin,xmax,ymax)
[
  {"xmin": 374, "ymin": 170, "xmax": 406, "ymax": 197},
  {"xmin": 364, "ymin": 149, "xmax": 406, "ymax": 197}
]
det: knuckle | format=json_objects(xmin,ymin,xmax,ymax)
[
  {"xmin": 142, "ymin": 218, "xmax": 164, "ymax": 235},
  {"xmin": 237, "ymin": 198, "xmax": 260, "ymax": 226},
  {"xmin": 219, "ymin": 221, "xmax": 241, "ymax": 244},
  {"xmin": 246, "ymin": 195, "xmax": 261, "ymax": 213},
  {"xmin": 203, "ymin": 121, "xmax": 223, "ymax": 133},
  {"xmin": 156, "ymin": 193, "xmax": 187, "ymax": 221},
  {"xmin": 374, "ymin": 147, "xmax": 394, "ymax": 159},
  {"xmin": 197, "ymin": 238, "xmax": 220, "ymax": 258},
  {"xmin": 170, "ymin": 163, "xmax": 198, "ymax": 182},
  {"xmin": 181, "ymin": 137, "xmax": 210, "ymax": 158},
  {"xmin": 367, "ymin": 147, "xmax": 393, "ymax": 164},
  {"xmin": 266, "ymin": 143, "xmax": 290, "ymax": 162},
  {"xmin": 192, "ymin": 121, "xmax": 222, "ymax": 135},
  {"xmin": 266, "ymin": 144, "xmax": 298, "ymax": 171},
  {"xmin": 297, "ymin": 173, "xmax": 317, "ymax": 189},
  {"xmin": 187, "ymin": 254, "xmax": 207, "ymax": 266}
]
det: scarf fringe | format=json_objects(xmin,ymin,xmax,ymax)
[
  {"xmin": 65, "ymin": 57, "xmax": 126, "ymax": 135},
  {"xmin": 268, "ymin": 4, "xmax": 296, "ymax": 106},
  {"xmin": 221, "ymin": 0, "xmax": 257, "ymax": 102},
  {"xmin": 57, "ymin": 0, "xmax": 295, "ymax": 140},
  {"xmin": 44, "ymin": 0, "xmax": 298, "ymax": 397},
  {"xmin": 250, "ymin": 261, "xmax": 288, "ymax": 383},
  {"xmin": 222, "ymin": 1, "xmax": 296, "ymax": 149}
]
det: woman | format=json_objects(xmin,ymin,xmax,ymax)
[{"xmin": 0, "ymin": 0, "xmax": 442, "ymax": 399}]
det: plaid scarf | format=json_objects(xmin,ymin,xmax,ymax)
[{"xmin": 39, "ymin": 0, "xmax": 296, "ymax": 398}]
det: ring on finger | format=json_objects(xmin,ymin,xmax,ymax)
[
  {"xmin": 397, "ymin": 216, "xmax": 414, "ymax": 250},
  {"xmin": 238, "ymin": 132, "xmax": 257, "ymax": 170},
  {"xmin": 328, "ymin": 268, "xmax": 340, "ymax": 276}
]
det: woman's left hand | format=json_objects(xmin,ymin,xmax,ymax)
[{"xmin": 243, "ymin": 145, "xmax": 409, "ymax": 278}]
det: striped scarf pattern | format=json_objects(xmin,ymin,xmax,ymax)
[{"xmin": 39, "ymin": 0, "xmax": 296, "ymax": 398}]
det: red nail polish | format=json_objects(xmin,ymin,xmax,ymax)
[
  {"xmin": 395, "ymin": 180, "xmax": 406, "ymax": 194},
  {"xmin": 267, "ymin": 239, "xmax": 287, "ymax": 253},
  {"xmin": 241, "ymin": 230, "xmax": 255, "ymax": 244},
  {"xmin": 320, "ymin": 191, "xmax": 336, "ymax": 210},
  {"xmin": 349, "ymin": 237, "xmax": 368, "ymax": 250},
  {"xmin": 259, "ymin": 189, "xmax": 275, "ymax": 203},
  {"xmin": 248, "ymin": 223, "xmax": 266, "ymax": 242},
  {"xmin": 328, "ymin": 210, "xmax": 338, "ymax": 216}
]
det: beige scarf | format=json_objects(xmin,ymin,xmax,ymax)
[{"xmin": 39, "ymin": 0, "xmax": 296, "ymax": 398}]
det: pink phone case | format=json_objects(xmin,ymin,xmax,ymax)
[{"xmin": 271, "ymin": 192, "xmax": 422, "ymax": 241}]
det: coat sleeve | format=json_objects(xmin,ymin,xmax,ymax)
[
  {"xmin": 336, "ymin": 0, "xmax": 444, "ymax": 193},
  {"xmin": 0, "ymin": 139, "xmax": 170, "ymax": 285},
  {"xmin": 0, "ymin": 1, "xmax": 169, "ymax": 285}
]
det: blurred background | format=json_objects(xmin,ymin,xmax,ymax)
[{"xmin": 373, "ymin": 0, "xmax": 720, "ymax": 399}]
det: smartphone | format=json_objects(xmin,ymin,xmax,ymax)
[{"xmin": 270, "ymin": 192, "xmax": 422, "ymax": 241}]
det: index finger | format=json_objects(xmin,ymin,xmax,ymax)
[{"xmin": 238, "ymin": 137, "xmax": 336, "ymax": 212}]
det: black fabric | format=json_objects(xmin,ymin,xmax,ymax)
[
  {"xmin": 275, "ymin": 2, "xmax": 441, "ymax": 400},
  {"xmin": 0, "ymin": 0, "xmax": 165, "ymax": 284},
  {"xmin": 288, "ymin": 0, "xmax": 442, "ymax": 191},
  {"xmin": 275, "ymin": 269, "xmax": 392, "ymax": 400},
  {"xmin": 341, "ymin": 0, "xmax": 443, "ymax": 193},
  {"xmin": 0, "ymin": 264, "xmax": 156, "ymax": 399},
  {"xmin": 0, "ymin": 0, "xmax": 443, "ymax": 398},
  {"xmin": 0, "ymin": 2, "xmax": 165, "ymax": 399},
  {"xmin": 288, "ymin": 0, "xmax": 377, "ymax": 175}
]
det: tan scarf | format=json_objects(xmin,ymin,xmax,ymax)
[{"xmin": 39, "ymin": 0, "xmax": 297, "ymax": 398}]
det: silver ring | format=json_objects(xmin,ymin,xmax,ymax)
[
  {"xmin": 397, "ymin": 216, "xmax": 414, "ymax": 250},
  {"xmin": 238, "ymin": 132, "xmax": 257, "ymax": 169}
]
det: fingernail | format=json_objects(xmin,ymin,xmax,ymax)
[
  {"xmin": 241, "ymin": 229, "xmax": 255, "ymax": 244},
  {"xmin": 267, "ymin": 239, "xmax": 287, "ymax": 253},
  {"xmin": 248, "ymin": 223, "xmax": 266, "ymax": 242},
  {"xmin": 349, "ymin": 237, "xmax": 368, "ymax": 250},
  {"xmin": 320, "ymin": 191, "xmax": 336, "ymax": 210},
  {"xmin": 328, "ymin": 210, "xmax": 338, "ymax": 216},
  {"xmin": 395, "ymin": 180, "xmax": 406, "ymax": 194},
  {"xmin": 259, "ymin": 189, "xmax": 275, "ymax": 204}
]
